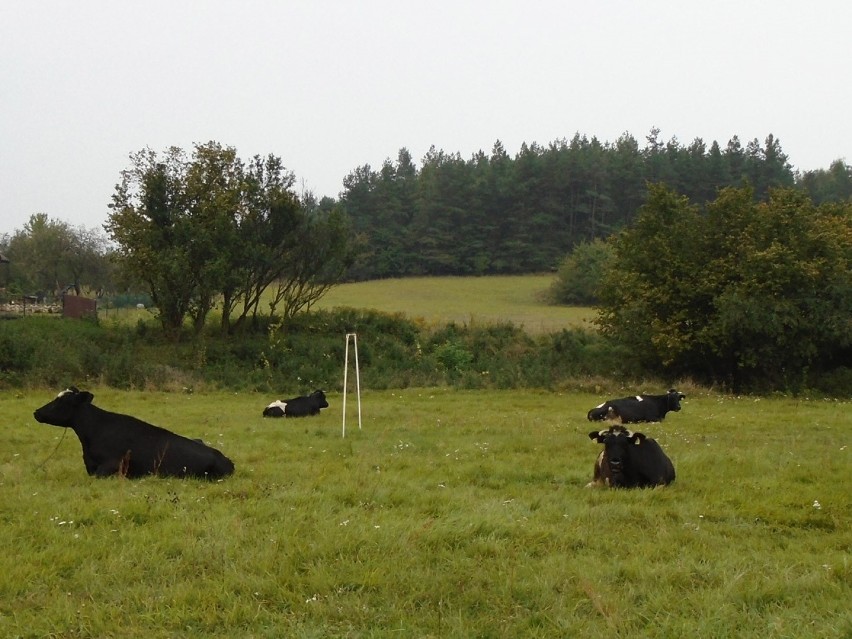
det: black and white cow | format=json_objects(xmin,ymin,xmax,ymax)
[
  {"xmin": 263, "ymin": 389, "xmax": 329, "ymax": 418},
  {"xmin": 587, "ymin": 425, "xmax": 675, "ymax": 488},
  {"xmin": 587, "ymin": 389, "xmax": 685, "ymax": 423},
  {"xmin": 33, "ymin": 387, "xmax": 235, "ymax": 479}
]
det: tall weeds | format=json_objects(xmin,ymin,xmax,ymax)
[{"xmin": 0, "ymin": 311, "xmax": 635, "ymax": 393}]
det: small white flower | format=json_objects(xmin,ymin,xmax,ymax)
[{"xmin": 813, "ymin": 500, "xmax": 821, "ymax": 510}]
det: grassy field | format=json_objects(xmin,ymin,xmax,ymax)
[
  {"xmin": 96, "ymin": 274, "xmax": 595, "ymax": 335},
  {"xmin": 1, "ymin": 387, "xmax": 849, "ymax": 638},
  {"xmin": 312, "ymin": 275, "xmax": 596, "ymax": 334}
]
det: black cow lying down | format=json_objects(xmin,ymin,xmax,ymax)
[
  {"xmin": 587, "ymin": 389, "xmax": 685, "ymax": 423},
  {"xmin": 263, "ymin": 390, "xmax": 328, "ymax": 418},
  {"xmin": 587, "ymin": 425, "xmax": 675, "ymax": 488},
  {"xmin": 33, "ymin": 387, "xmax": 235, "ymax": 479}
]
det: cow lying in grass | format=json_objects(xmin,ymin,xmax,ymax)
[
  {"xmin": 587, "ymin": 425, "xmax": 675, "ymax": 488},
  {"xmin": 33, "ymin": 387, "xmax": 235, "ymax": 479},
  {"xmin": 587, "ymin": 389, "xmax": 686, "ymax": 423},
  {"xmin": 263, "ymin": 390, "xmax": 329, "ymax": 418}
]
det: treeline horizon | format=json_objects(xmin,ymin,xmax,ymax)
[
  {"xmin": 2, "ymin": 129, "xmax": 850, "ymax": 295},
  {"xmin": 339, "ymin": 129, "xmax": 851, "ymax": 280}
]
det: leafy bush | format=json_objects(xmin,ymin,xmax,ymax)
[
  {"xmin": 547, "ymin": 238, "xmax": 614, "ymax": 305},
  {"xmin": 1, "ymin": 304, "xmax": 847, "ymax": 396},
  {"xmin": 433, "ymin": 340, "xmax": 474, "ymax": 377},
  {"xmin": 0, "ymin": 317, "xmax": 108, "ymax": 388},
  {"xmin": 598, "ymin": 185, "xmax": 852, "ymax": 392}
]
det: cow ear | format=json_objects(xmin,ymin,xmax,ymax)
[
  {"xmin": 77, "ymin": 391, "xmax": 94, "ymax": 405},
  {"xmin": 631, "ymin": 432, "xmax": 647, "ymax": 444},
  {"xmin": 588, "ymin": 431, "xmax": 604, "ymax": 443}
]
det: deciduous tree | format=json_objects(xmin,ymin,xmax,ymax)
[
  {"xmin": 108, "ymin": 146, "xmax": 197, "ymax": 337},
  {"xmin": 108, "ymin": 142, "xmax": 355, "ymax": 337},
  {"xmin": 5, "ymin": 213, "xmax": 110, "ymax": 297},
  {"xmin": 597, "ymin": 184, "xmax": 851, "ymax": 391},
  {"xmin": 547, "ymin": 238, "xmax": 614, "ymax": 305}
]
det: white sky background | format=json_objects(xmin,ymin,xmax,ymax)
[{"xmin": 1, "ymin": 0, "xmax": 850, "ymax": 235}]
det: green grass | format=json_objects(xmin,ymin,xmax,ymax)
[
  {"xmin": 2, "ymin": 388, "xmax": 850, "ymax": 637},
  {"xmin": 95, "ymin": 274, "xmax": 595, "ymax": 335},
  {"xmin": 314, "ymin": 274, "xmax": 595, "ymax": 334}
]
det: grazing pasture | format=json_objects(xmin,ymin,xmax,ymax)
[
  {"xmin": 1, "ymin": 388, "xmax": 849, "ymax": 638},
  {"xmin": 313, "ymin": 274, "xmax": 595, "ymax": 334},
  {"xmin": 100, "ymin": 274, "xmax": 593, "ymax": 334}
]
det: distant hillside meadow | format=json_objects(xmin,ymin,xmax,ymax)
[{"xmin": 312, "ymin": 274, "xmax": 595, "ymax": 334}]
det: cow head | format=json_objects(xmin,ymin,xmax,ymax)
[
  {"xmin": 312, "ymin": 390, "xmax": 329, "ymax": 409},
  {"xmin": 588, "ymin": 425, "xmax": 646, "ymax": 485},
  {"xmin": 33, "ymin": 387, "xmax": 95, "ymax": 427},
  {"xmin": 666, "ymin": 389, "xmax": 686, "ymax": 412}
]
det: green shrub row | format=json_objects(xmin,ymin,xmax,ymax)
[
  {"xmin": 0, "ymin": 310, "xmax": 632, "ymax": 393},
  {"xmin": 2, "ymin": 310, "xmax": 847, "ymax": 395}
]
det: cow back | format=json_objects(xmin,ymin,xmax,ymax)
[
  {"xmin": 282, "ymin": 390, "xmax": 328, "ymax": 417},
  {"xmin": 630, "ymin": 437, "xmax": 676, "ymax": 487},
  {"xmin": 588, "ymin": 390, "xmax": 683, "ymax": 424},
  {"xmin": 68, "ymin": 404, "xmax": 234, "ymax": 479}
]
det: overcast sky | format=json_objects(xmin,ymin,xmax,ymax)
[{"xmin": 2, "ymin": 0, "xmax": 850, "ymax": 235}]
